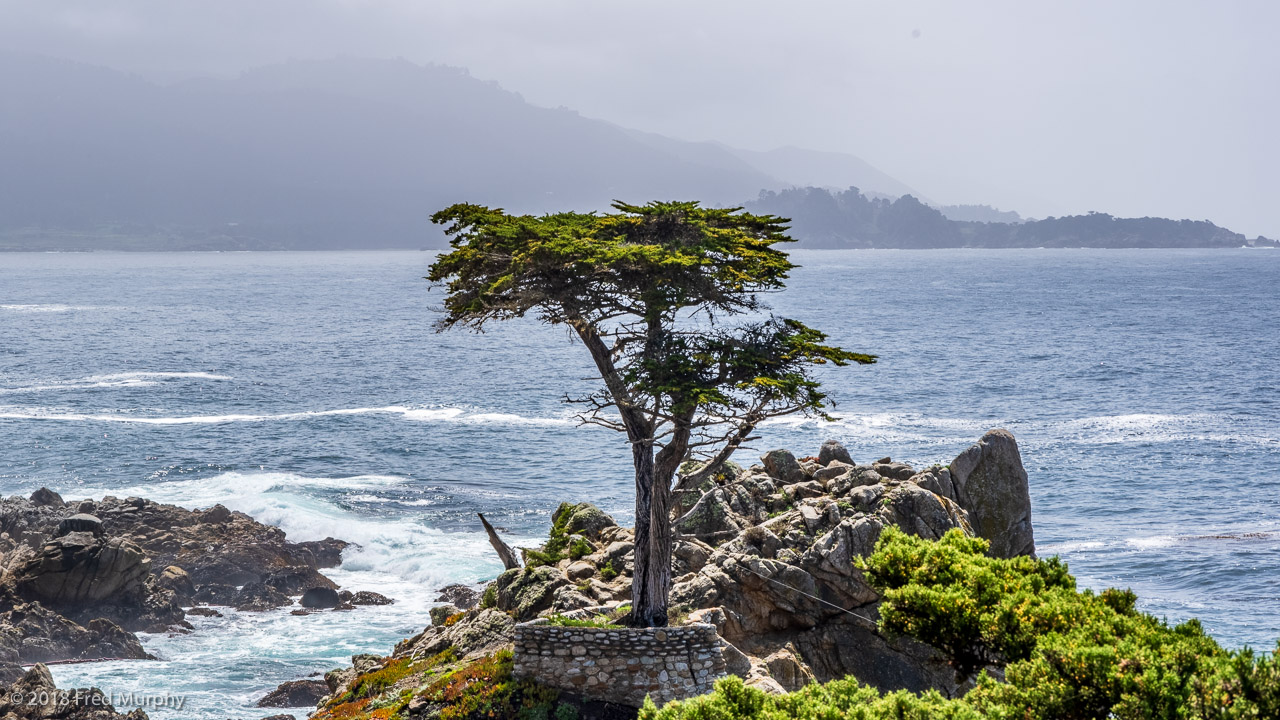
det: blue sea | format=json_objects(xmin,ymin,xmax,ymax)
[{"xmin": 1, "ymin": 249, "xmax": 1277, "ymax": 718}]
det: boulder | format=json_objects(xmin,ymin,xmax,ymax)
[
  {"xmin": 434, "ymin": 584, "xmax": 480, "ymax": 609},
  {"xmin": 761, "ymin": 450, "xmax": 805, "ymax": 484},
  {"xmin": 157, "ymin": 565, "xmax": 195, "ymax": 599},
  {"xmin": 186, "ymin": 606, "xmax": 222, "ymax": 617},
  {"xmin": 395, "ymin": 608, "xmax": 514, "ymax": 661},
  {"xmin": 28, "ymin": 488, "xmax": 63, "ymax": 508},
  {"xmin": 674, "ymin": 485, "xmax": 766, "ymax": 545},
  {"xmin": 193, "ymin": 583, "xmax": 238, "ymax": 606},
  {"xmin": 813, "ymin": 461, "xmax": 853, "ymax": 485},
  {"xmin": 817, "ymin": 440, "xmax": 854, "ymax": 467},
  {"xmin": 11, "ymin": 534, "xmax": 150, "ymax": 608},
  {"xmin": 235, "ymin": 583, "xmax": 293, "ymax": 612},
  {"xmin": 299, "ymin": 587, "xmax": 341, "ymax": 609},
  {"xmin": 200, "ymin": 504, "xmax": 233, "ymax": 524},
  {"xmin": 565, "ymin": 561, "xmax": 595, "ymax": 581},
  {"xmin": 255, "ymin": 679, "xmax": 329, "ymax": 708},
  {"xmin": 872, "ymin": 461, "xmax": 916, "ymax": 481},
  {"xmin": 553, "ymin": 503, "xmax": 617, "ymax": 541},
  {"xmin": 493, "ymin": 566, "xmax": 567, "ymax": 621},
  {"xmin": 948, "ymin": 429, "xmax": 1036, "ymax": 558},
  {"xmin": 782, "ymin": 481, "xmax": 825, "ymax": 501},
  {"xmin": 0, "ymin": 664, "xmax": 148, "ymax": 719},
  {"xmin": 344, "ymin": 591, "xmax": 393, "ymax": 606},
  {"xmin": 55, "ymin": 514, "xmax": 103, "ymax": 537},
  {"xmin": 429, "ymin": 604, "xmax": 460, "ymax": 626},
  {"xmin": 0, "ymin": 601, "xmax": 150, "ymax": 663},
  {"xmin": 263, "ymin": 566, "xmax": 338, "ymax": 595}
]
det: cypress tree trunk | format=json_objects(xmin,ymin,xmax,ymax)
[{"xmin": 630, "ymin": 442, "xmax": 670, "ymax": 627}]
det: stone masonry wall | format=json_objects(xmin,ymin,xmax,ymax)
[{"xmin": 513, "ymin": 619, "xmax": 728, "ymax": 707}]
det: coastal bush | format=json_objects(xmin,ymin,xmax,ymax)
[
  {"xmin": 598, "ymin": 560, "xmax": 619, "ymax": 581},
  {"xmin": 545, "ymin": 613, "xmax": 620, "ymax": 629},
  {"xmin": 646, "ymin": 528, "xmax": 1280, "ymax": 720},
  {"xmin": 479, "ymin": 584, "xmax": 497, "ymax": 609},
  {"xmin": 568, "ymin": 537, "xmax": 593, "ymax": 560},
  {"xmin": 523, "ymin": 503, "xmax": 579, "ymax": 567}
]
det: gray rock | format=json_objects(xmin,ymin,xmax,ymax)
[
  {"xmin": 813, "ymin": 461, "xmax": 853, "ymax": 485},
  {"xmin": 783, "ymin": 480, "xmax": 826, "ymax": 501},
  {"xmin": 237, "ymin": 583, "xmax": 293, "ymax": 611},
  {"xmin": 429, "ymin": 604, "xmax": 460, "ymax": 626},
  {"xmin": 565, "ymin": 560, "xmax": 595, "ymax": 580},
  {"xmin": 494, "ymin": 566, "xmax": 568, "ymax": 621},
  {"xmin": 54, "ymin": 514, "xmax": 102, "ymax": 537},
  {"xmin": 200, "ymin": 504, "xmax": 233, "ymax": 524},
  {"xmin": 299, "ymin": 587, "xmax": 341, "ymax": 609},
  {"xmin": 0, "ymin": 664, "xmax": 145, "ymax": 719},
  {"xmin": 818, "ymin": 440, "xmax": 854, "ymax": 467},
  {"xmin": 949, "ymin": 429, "xmax": 1035, "ymax": 558},
  {"xmin": 346, "ymin": 590, "xmax": 393, "ymax": 606},
  {"xmin": 873, "ymin": 462, "xmax": 916, "ymax": 481},
  {"xmin": 255, "ymin": 679, "xmax": 328, "ymax": 708},
  {"xmin": 157, "ymin": 565, "xmax": 195, "ymax": 599},
  {"xmin": 434, "ymin": 584, "xmax": 480, "ymax": 609},
  {"xmin": 28, "ymin": 488, "xmax": 63, "ymax": 507},
  {"xmin": 761, "ymin": 450, "xmax": 805, "ymax": 484},
  {"xmin": 553, "ymin": 502, "xmax": 617, "ymax": 541},
  {"xmin": 11, "ymin": 534, "xmax": 150, "ymax": 608}
]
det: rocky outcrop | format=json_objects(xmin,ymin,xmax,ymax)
[
  {"xmin": 0, "ymin": 489, "xmax": 384, "ymax": 665},
  {"xmin": 312, "ymin": 431, "xmax": 1036, "ymax": 716},
  {"xmin": 256, "ymin": 679, "xmax": 329, "ymax": 708},
  {"xmin": 433, "ymin": 584, "xmax": 480, "ymax": 609},
  {"xmin": 0, "ymin": 599, "xmax": 149, "ymax": 663},
  {"xmin": 946, "ymin": 429, "xmax": 1036, "ymax": 558},
  {"xmin": 0, "ymin": 664, "xmax": 149, "ymax": 719}
]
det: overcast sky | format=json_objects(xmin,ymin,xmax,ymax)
[{"xmin": 2, "ymin": 0, "xmax": 1276, "ymax": 236}]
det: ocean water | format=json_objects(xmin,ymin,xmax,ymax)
[{"xmin": 1, "ymin": 249, "xmax": 1277, "ymax": 718}]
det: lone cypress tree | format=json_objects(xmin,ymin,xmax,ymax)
[{"xmin": 428, "ymin": 200, "xmax": 874, "ymax": 627}]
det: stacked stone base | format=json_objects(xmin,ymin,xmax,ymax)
[{"xmin": 513, "ymin": 619, "xmax": 727, "ymax": 707}]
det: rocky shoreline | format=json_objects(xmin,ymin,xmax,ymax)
[
  {"xmin": 300, "ymin": 429, "xmax": 1033, "ymax": 720},
  {"xmin": 0, "ymin": 429, "xmax": 1033, "ymax": 719},
  {"xmin": 0, "ymin": 490, "xmax": 388, "ymax": 719}
]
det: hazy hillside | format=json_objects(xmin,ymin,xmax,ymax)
[
  {"xmin": 747, "ymin": 187, "xmax": 1276, "ymax": 249},
  {"xmin": 0, "ymin": 54, "xmax": 833, "ymax": 249},
  {"xmin": 725, "ymin": 145, "xmax": 922, "ymax": 200}
]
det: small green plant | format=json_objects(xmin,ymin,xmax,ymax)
[
  {"xmin": 479, "ymin": 584, "xmax": 497, "ymax": 609},
  {"xmin": 567, "ymin": 537, "xmax": 593, "ymax": 560},
  {"xmin": 545, "ymin": 613, "xmax": 620, "ymax": 629},
  {"xmin": 598, "ymin": 560, "xmax": 619, "ymax": 581}
]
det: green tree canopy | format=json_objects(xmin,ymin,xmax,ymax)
[{"xmin": 429, "ymin": 200, "xmax": 873, "ymax": 626}]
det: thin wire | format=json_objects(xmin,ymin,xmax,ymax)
[{"xmin": 737, "ymin": 563, "xmax": 881, "ymax": 629}]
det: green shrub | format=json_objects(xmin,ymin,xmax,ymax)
[
  {"xmin": 568, "ymin": 537, "xmax": 593, "ymax": 560},
  {"xmin": 479, "ymin": 583, "xmax": 497, "ymax": 609},
  {"xmin": 598, "ymin": 560, "xmax": 619, "ymax": 581},
  {"xmin": 546, "ymin": 613, "xmax": 620, "ymax": 629},
  {"xmin": 647, "ymin": 528, "xmax": 1280, "ymax": 720}
]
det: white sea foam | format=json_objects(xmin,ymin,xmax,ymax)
[
  {"xmin": 1039, "ymin": 540, "xmax": 1106, "ymax": 554},
  {"xmin": 0, "ymin": 371, "xmax": 232, "ymax": 394},
  {"xmin": 1126, "ymin": 535, "xmax": 1178, "ymax": 550},
  {"xmin": 1049, "ymin": 413, "xmax": 1274, "ymax": 446},
  {"xmin": 67, "ymin": 471, "xmax": 520, "ymax": 588},
  {"xmin": 0, "ymin": 403, "xmax": 572, "ymax": 427},
  {"xmin": 0, "ymin": 303, "xmax": 102, "ymax": 312}
]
